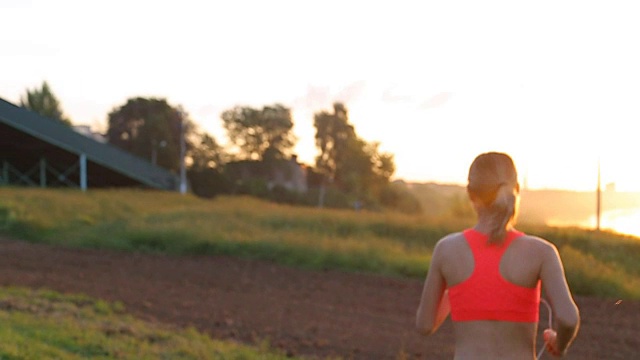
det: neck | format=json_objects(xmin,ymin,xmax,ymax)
[{"xmin": 473, "ymin": 213, "xmax": 513, "ymax": 234}]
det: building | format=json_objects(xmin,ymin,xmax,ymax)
[
  {"xmin": 225, "ymin": 155, "xmax": 308, "ymax": 194},
  {"xmin": 0, "ymin": 97, "xmax": 179, "ymax": 191}
]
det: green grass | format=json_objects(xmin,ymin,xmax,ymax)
[
  {"xmin": 0, "ymin": 286, "xmax": 298, "ymax": 360},
  {"xmin": 1, "ymin": 187, "xmax": 639, "ymax": 300},
  {"xmin": 529, "ymin": 226, "xmax": 640, "ymax": 299}
]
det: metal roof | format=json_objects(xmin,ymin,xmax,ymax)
[{"xmin": 0, "ymin": 97, "xmax": 179, "ymax": 190}]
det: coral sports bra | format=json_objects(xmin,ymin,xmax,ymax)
[{"xmin": 448, "ymin": 228, "xmax": 541, "ymax": 322}]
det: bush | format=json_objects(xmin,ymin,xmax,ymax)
[
  {"xmin": 187, "ymin": 168, "xmax": 232, "ymax": 198},
  {"xmin": 378, "ymin": 183, "xmax": 423, "ymax": 214}
]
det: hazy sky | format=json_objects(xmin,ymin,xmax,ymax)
[{"xmin": 3, "ymin": 0, "xmax": 640, "ymax": 191}]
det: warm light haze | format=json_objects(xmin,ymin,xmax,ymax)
[{"xmin": 2, "ymin": 0, "xmax": 640, "ymax": 193}]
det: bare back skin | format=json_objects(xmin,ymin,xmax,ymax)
[{"xmin": 417, "ymin": 229, "xmax": 578, "ymax": 359}]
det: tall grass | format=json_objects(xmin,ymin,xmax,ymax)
[
  {"xmin": 529, "ymin": 226, "xmax": 640, "ymax": 299},
  {"xmin": 0, "ymin": 286, "xmax": 298, "ymax": 359},
  {"xmin": 1, "ymin": 187, "xmax": 639, "ymax": 300}
]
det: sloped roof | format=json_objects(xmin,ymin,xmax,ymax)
[{"xmin": 0, "ymin": 97, "xmax": 179, "ymax": 190}]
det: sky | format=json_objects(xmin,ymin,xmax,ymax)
[{"xmin": 3, "ymin": 0, "xmax": 640, "ymax": 192}]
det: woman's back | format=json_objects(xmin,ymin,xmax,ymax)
[
  {"xmin": 440, "ymin": 230, "xmax": 546, "ymax": 295},
  {"xmin": 438, "ymin": 230, "xmax": 551, "ymax": 359},
  {"xmin": 453, "ymin": 321, "xmax": 536, "ymax": 359}
]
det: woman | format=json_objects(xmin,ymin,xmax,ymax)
[{"xmin": 416, "ymin": 152, "xmax": 580, "ymax": 359}]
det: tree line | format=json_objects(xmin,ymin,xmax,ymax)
[{"xmin": 18, "ymin": 81, "xmax": 421, "ymax": 213}]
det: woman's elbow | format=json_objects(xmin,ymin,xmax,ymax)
[
  {"xmin": 415, "ymin": 317, "xmax": 435, "ymax": 336},
  {"xmin": 556, "ymin": 306, "xmax": 580, "ymax": 331},
  {"xmin": 416, "ymin": 324, "xmax": 433, "ymax": 336}
]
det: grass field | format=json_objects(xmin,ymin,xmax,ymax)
[
  {"xmin": 0, "ymin": 286, "xmax": 296, "ymax": 360},
  {"xmin": 1, "ymin": 187, "xmax": 639, "ymax": 358},
  {"xmin": 1, "ymin": 187, "xmax": 638, "ymax": 299}
]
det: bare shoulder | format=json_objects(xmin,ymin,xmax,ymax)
[
  {"xmin": 433, "ymin": 232, "xmax": 467, "ymax": 254},
  {"xmin": 515, "ymin": 233, "xmax": 559, "ymax": 257},
  {"xmin": 436, "ymin": 231, "xmax": 466, "ymax": 245}
]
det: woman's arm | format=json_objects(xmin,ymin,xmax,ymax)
[
  {"xmin": 416, "ymin": 240, "xmax": 450, "ymax": 335},
  {"xmin": 540, "ymin": 241, "xmax": 580, "ymax": 356}
]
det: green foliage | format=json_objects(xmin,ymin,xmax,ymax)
[
  {"xmin": 518, "ymin": 224, "xmax": 640, "ymax": 299},
  {"xmin": 314, "ymin": 103, "xmax": 353, "ymax": 179},
  {"xmin": 221, "ymin": 104, "xmax": 296, "ymax": 161},
  {"xmin": 378, "ymin": 182, "xmax": 423, "ymax": 214},
  {"xmin": 304, "ymin": 187, "xmax": 354, "ymax": 209},
  {"xmin": 187, "ymin": 168, "xmax": 231, "ymax": 199},
  {"xmin": 0, "ymin": 287, "xmax": 298, "ymax": 359},
  {"xmin": 1, "ymin": 188, "xmax": 639, "ymax": 300},
  {"xmin": 313, "ymin": 103, "xmax": 395, "ymax": 199},
  {"xmin": 233, "ymin": 177, "xmax": 271, "ymax": 198},
  {"xmin": 557, "ymin": 245, "xmax": 638, "ymax": 298},
  {"xmin": 0, "ymin": 203, "xmax": 15, "ymax": 229},
  {"xmin": 19, "ymin": 81, "xmax": 72, "ymax": 125},
  {"xmin": 106, "ymin": 98, "xmax": 195, "ymax": 172},
  {"xmin": 268, "ymin": 184, "xmax": 305, "ymax": 204},
  {"xmin": 189, "ymin": 133, "xmax": 226, "ymax": 171}
]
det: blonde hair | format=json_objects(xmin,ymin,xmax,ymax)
[{"xmin": 467, "ymin": 152, "xmax": 519, "ymax": 244}]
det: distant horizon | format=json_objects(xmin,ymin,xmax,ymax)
[{"xmin": 395, "ymin": 178, "xmax": 640, "ymax": 194}]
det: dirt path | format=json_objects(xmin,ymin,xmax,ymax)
[{"xmin": 0, "ymin": 237, "xmax": 637, "ymax": 359}]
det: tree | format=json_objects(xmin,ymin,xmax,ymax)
[
  {"xmin": 366, "ymin": 141, "xmax": 395, "ymax": 186},
  {"xmin": 378, "ymin": 181, "xmax": 423, "ymax": 214},
  {"xmin": 221, "ymin": 104, "xmax": 296, "ymax": 161},
  {"xmin": 189, "ymin": 132, "xmax": 226, "ymax": 171},
  {"xmin": 314, "ymin": 102, "xmax": 396, "ymax": 199},
  {"xmin": 187, "ymin": 132, "xmax": 230, "ymax": 199},
  {"xmin": 314, "ymin": 103, "xmax": 354, "ymax": 183},
  {"xmin": 20, "ymin": 81, "xmax": 72, "ymax": 125},
  {"xmin": 106, "ymin": 97, "xmax": 195, "ymax": 172},
  {"xmin": 182, "ymin": 127, "xmax": 233, "ymax": 199}
]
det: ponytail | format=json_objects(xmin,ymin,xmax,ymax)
[{"xmin": 486, "ymin": 185, "xmax": 517, "ymax": 244}]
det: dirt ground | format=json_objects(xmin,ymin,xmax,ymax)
[{"xmin": 0, "ymin": 236, "xmax": 637, "ymax": 359}]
